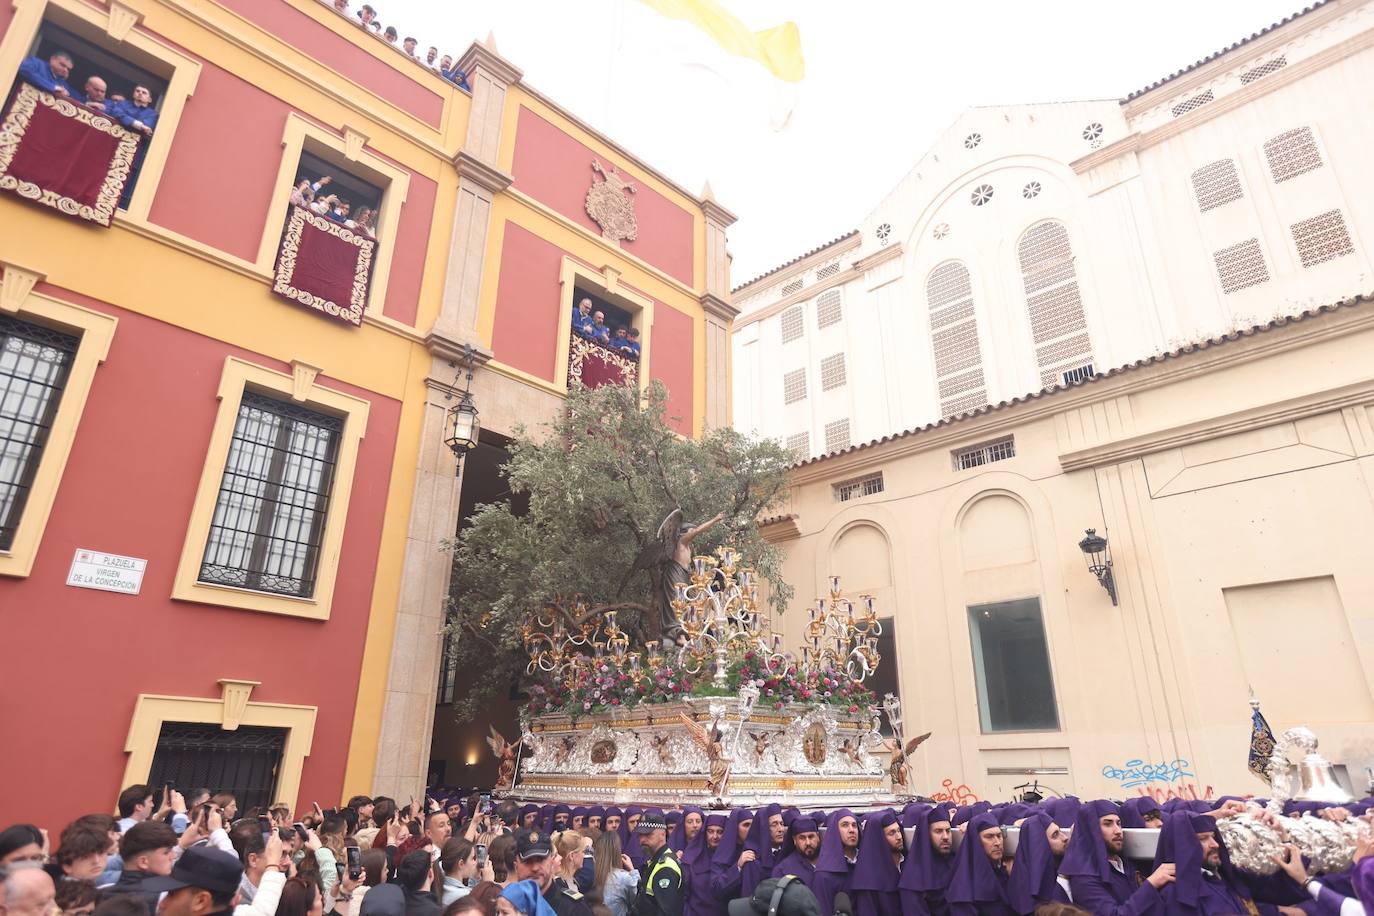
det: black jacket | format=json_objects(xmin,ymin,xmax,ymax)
[{"xmin": 99, "ymin": 870, "xmax": 162, "ymax": 916}]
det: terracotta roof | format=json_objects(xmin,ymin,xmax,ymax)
[
  {"xmin": 1123, "ymin": 1, "xmax": 1329, "ymax": 101},
  {"xmin": 758, "ymin": 512, "xmax": 799, "ymax": 528},
  {"xmin": 732, "ymin": 231, "xmax": 859, "ymax": 294},
  {"xmin": 789, "ymin": 293, "xmax": 1370, "ymax": 469}
]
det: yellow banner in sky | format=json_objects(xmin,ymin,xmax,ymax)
[{"xmin": 635, "ymin": 0, "xmax": 805, "ymax": 82}]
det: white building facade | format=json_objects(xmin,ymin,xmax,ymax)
[{"xmin": 732, "ymin": 0, "xmax": 1374, "ymax": 460}]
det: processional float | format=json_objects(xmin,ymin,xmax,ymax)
[{"xmin": 498, "ymin": 543, "xmax": 912, "ymax": 808}]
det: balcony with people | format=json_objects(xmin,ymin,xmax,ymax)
[
  {"xmin": 567, "ymin": 288, "xmax": 642, "ymax": 389},
  {"xmin": 1, "ymin": 22, "xmax": 169, "ymax": 226}
]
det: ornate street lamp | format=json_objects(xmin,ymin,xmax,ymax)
[
  {"xmin": 443, "ymin": 344, "xmax": 481, "ymax": 464},
  {"xmin": 1077, "ymin": 528, "xmax": 1118, "ymax": 606}
]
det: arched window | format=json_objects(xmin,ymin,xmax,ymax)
[
  {"xmin": 1017, "ymin": 221, "xmax": 1094, "ymax": 388},
  {"xmin": 925, "ymin": 261, "xmax": 988, "ymax": 417}
]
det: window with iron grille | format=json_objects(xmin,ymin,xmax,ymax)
[
  {"xmin": 785, "ymin": 432, "xmax": 810, "ymax": 461},
  {"xmin": 820, "ymin": 353, "xmax": 847, "ymax": 391},
  {"xmin": 1191, "ymin": 159, "xmax": 1244, "ymax": 212},
  {"xmin": 824, "ymin": 418, "xmax": 851, "ymax": 453},
  {"xmin": 1170, "ymin": 89, "xmax": 1215, "ymax": 118},
  {"xmin": 816, "ymin": 289, "xmax": 843, "ymax": 329},
  {"xmin": 1061, "ymin": 363, "xmax": 1096, "ymax": 385},
  {"xmin": 953, "ymin": 436, "xmax": 1016, "ymax": 471},
  {"xmin": 0, "ymin": 315, "xmax": 79, "ymax": 551},
  {"xmin": 833, "ymin": 472, "xmax": 884, "ymax": 502},
  {"xmin": 1240, "ymin": 56, "xmax": 1287, "ymax": 84},
  {"xmin": 780, "ymin": 306, "xmax": 804, "ymax": 344},
  {"xmin": 1213, "ymin": 238, "xmax": 1270, "ymax": 293},
  {"xmin": 1264, "ymin": 127, "xmax": 1322, "ymax": 183},
  {"xmin": 781, "ymin": 278, "xmax": 804, "ymax": 296},
  {"xmin": 1291, "ymin": 209, "xmax": 1355, "ymax": 268},
  {"xmin": 148, "ymin": 723, "xmax": 285, "ymax": 814},
  {"xmin": 437, "ymin": 634, "xmax": 456, "ymax": 705},
  {"xmin": 782, "ymin": 368, "xmax": 807, "ymax": 404},
  {"xmin": 198, "ymin": 392, "xmax": 343, "ymax": 598}
]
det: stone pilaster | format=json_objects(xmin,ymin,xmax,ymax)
[
  {"xmin": 370, "ymin": 39, "xmax": 520, "ymax": 800},
  {"xmin": 699, "ymin": 183, "xmax": 738, "ymax": 430}
]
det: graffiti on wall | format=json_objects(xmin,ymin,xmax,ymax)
[
  {"xmin": 1101, "ymin": 758, "xmax": 1196, "ymax": 789},
  {"xmin": 929, "ymin": 778, "xmax": 980, "ymax": 805}
]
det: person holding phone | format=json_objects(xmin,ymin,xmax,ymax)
[{"xmin": 435, "ymin": 838, "xmax": 484, "ymax": 906}]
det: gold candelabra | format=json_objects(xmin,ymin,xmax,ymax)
[{"xmin": 519, "ymin": 552, "xmax": 882, "ymax": 693}]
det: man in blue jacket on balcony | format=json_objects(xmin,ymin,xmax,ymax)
[
  {"xmin": 18, "ymin": 50, "xmax": 75, "ymax": 97},
  {"xmin": 572, "ymin": 298, "xmax": 597, "ymax": 338},
  {"xmin": 109, "ymin": 85, "xmax": 158, "ymax": 137}
]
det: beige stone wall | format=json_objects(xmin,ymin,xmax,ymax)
[{"xmin": 767, "ymin": 301, "xmax": 1374, "ymax": 803}]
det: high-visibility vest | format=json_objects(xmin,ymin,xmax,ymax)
[{"xmin": 645, "ymin": 848, "xmax": 682, "ymax": 897}]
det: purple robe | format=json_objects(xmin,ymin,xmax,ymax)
[
  {"xmin": 709, "ymin": 808, "xmax": 754, "ymax": 904},
  {"xmin": 899, "ymin": 808, "xmax": 955, "ymax": 916},
  {"xmin": 1005, "ymin": 814, "xmax": 1068, "ymax": 913},
  {"xmin": 945, "ymin": 813, "xmax": 1013, "ymax": 916},
  {"xmin": 669, "ymin": 806, "xmax": 703, "ymax": 857},
  {"xmin": 771, "ymin": 816, "xmax": 820, "ymax": 891},
  {"xmin": 683, "ymin": 812, "xmax": 726, "ymax": 916},
  {"xmin": 740, "ymin": 803, "xmax": 782, "ymax": 898},
  {"xmin": 1062, "ymin": 799, "xmax": 1161, "ymax": 916},
  {"xmin": 851, "ymin": 809, "xmax": 902, "ymax": 916},
  {"xmin": 812, "ymin": 809, "xmax": 858, "ymax": 915}
]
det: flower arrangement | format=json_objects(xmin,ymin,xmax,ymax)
[{"xmin": 525, "ymin": 649, "xmax": 874, "ymax": 718}]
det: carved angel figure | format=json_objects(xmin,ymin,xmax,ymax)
[
  {"xmin": 680, "ymin": 713, "xmax": 731, "ymax": 796},
  {"xmin": 487, "ymin": 726, "xmax": 521, "ymax": 789},
  {"xmin": 650, "ymin": 733, "xmax": 674, "ymax": 767},
  {"xmin": 883, "ymin": 731, "xmax": 932, "ymax": 789},
  {"xmin": 749, "ymin": 731, "xmax": 770, "ymax": 762}
]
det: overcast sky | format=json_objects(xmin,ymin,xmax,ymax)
[{"xmin": 380, "ymin": 0, "xmax": 1308, "ymax": 283}]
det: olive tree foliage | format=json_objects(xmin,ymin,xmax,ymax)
[{"xmin": 441, "ymin": 381, "xmax": 794, "ymax": 721}]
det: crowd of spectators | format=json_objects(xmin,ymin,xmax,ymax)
[
  {"xmin": 290, "ymin": 175, "xmax": 377, "ymax": 238},
  {"xmin": 321, "ymin": 0, "xmax": 471, "ymax": 92},
  {"xmin": 7, "ymin": 788, "xmax": 1374, "ymax": 916},
  {"xmin": 572, "ymin": 298, "xmax": 641, "ymax": 360},
  {"xmin": 17, "ymin": 51, "xmax": 159, "ymax": 136}
]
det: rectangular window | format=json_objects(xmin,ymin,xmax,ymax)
[
  {"xmin": 780, "ymin": 307, "xmax": 804, "ymax": 344},
  {"xmin": 816, "ymin": 289, "xmax": 843, "ymax": 329},
  {"xmin": 967, "ymin": 598, "xmax": 1059, "ymax": 732},
  {"xmin": 198, "ymin": 392, "xmax": 342, "ymax": 598},
  {"xmin": 824, "ymin": 418, "xmax": 851, "ymax": 453},
  {"xmin": 952, "ymin": 436, "xmax": 1016, "ymax": 471},
  {"xmin": 833, "ymin": 472, "xmax": 884, "ymax": 502},
  {"xmin": 785, "ymin": 432, "xmax": 810, "ymax": 461},
  {"xmin": 815, "ymin": 262, "xmax": 841, "ymax": 281},
  {"xmin": 437, "ymin": 634, "xmax": 456, "ymax": 705},
  {"xmin": 0, "ymin": 316, "xmax": 80, "ymax": 551},
  {"xmin": 820, "ymin": 352, "xmax": 847, "ymax": 390},
  {"xmin": 1291, "ymin": 209, "xmax": 1355, "ymax": 269},
  {"xmin": 782, "ymin": 368, "xmax": 807, "ymax": 404},
  {"xmin": 781, "ymin": 278, "xmax": 804, "ymax": 296},
  {"xmin": 1060, "ymin": 363, "xmax": 1096, "ymax": 386}
]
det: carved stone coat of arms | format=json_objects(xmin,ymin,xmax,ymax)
[{"xmin": 585, "ymin": 159, "xmax": 638, "ymax": 243}]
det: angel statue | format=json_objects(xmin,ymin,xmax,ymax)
[
  {"xmin": 624, "ymin": 508, "xmax": 726, "ymax": 643},
  {"xmin": 486, "ymin": 726, "xmax": 524, "ymax": 790},
  {"xmin": 883, "ymin": 731, "xmax": 932, "ymax": 791},
  {"xmin": 680, "ymin": 713, "xmax": 731, "ymax": 797}
]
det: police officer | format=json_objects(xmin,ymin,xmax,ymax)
[
  {"xmin": 634, "ymin": 814, "xmax": 684, "ymax": 916},
  {"xmin": 512, "ymin": 827, "xmax": 593, "ymax": 916}
]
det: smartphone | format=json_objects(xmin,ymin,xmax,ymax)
[
  {"xmin": 346, "ymin": 845, "xmax": 361, "ymax": 880},
  {"xmin": 258, "ymin": 815, "xmax": 273, "ymax": 838},
  {"xmin": 479, "ymin": 793, "xmax": 491, "ymax": 813},
  {"xmin": 475, "ymin": 843, "xmax": 488, "ymax": 869},
  {"xmin": 294, "ymin": 822, "xmax": 309, "ymax": 842}
]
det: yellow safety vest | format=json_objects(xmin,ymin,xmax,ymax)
[{"xmin": 645, "ymin": 849, "xmax": 682, "ymax": 896}]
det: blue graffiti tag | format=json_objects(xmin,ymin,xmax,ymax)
[{"xmin": 1101, "ymin": 758, "xmax": 1195, "ymax": 789}]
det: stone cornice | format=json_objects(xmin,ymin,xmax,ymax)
[
  {"xmin": 853, "ymin": 241, "xmax": 903, "ymax": 274},
  {"xmin": 454, "ymin": 150, "xmax": 513, "ymax": 193},
  {"xmin": 700, "ymin": 292, "xmax": 738, "ymax": 322},
  {"xmin": 457, "ymin": 40, "xmax": 523, "ymax": 87},
  {"xmin": 1070, "ymin": 134, "xmax": 1141, "ymax": 175},
  {"xmin": 701, "ymin": 197, "xmax": 738, "ymax": 228},
  {"xmin": 424, "ymin": 326, "xmax": 494, "ymax": 366}
]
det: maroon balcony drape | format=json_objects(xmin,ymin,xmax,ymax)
[
  {"xmin": 567, "ymin": 331, "xmax": 638, "ymax": 389},
  {"xmin": 272, "ymin": 205, "xmax": 375, "ymax": 327},
  {"xmin": 0, "ymin": 83, "xmax": 140, "ymax": 227}
]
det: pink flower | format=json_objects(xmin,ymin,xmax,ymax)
[{"xmin": 774, "ymin": 701, "xmax": 783, "ymax": 710}]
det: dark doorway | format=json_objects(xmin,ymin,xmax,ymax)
[{"xmin": 148, "ymin": 722, "xmax": 286, "ymax": 812}]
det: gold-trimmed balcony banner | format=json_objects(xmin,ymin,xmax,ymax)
[
  {"xmin": 272, "ymin": 205, "xmax": 375, "ymax": 327},
  {"xmin": 568, "ymin": 330, "xmax": 639, "ymax": 389},
  {"xmin": 0, "ymin": 82, "xmax": 140, "ymax": 227}
]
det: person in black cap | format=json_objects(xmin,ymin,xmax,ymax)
[
  {"xmin": 511, "ymin": 829, "xmax": 591, "ymax": 916},
  {"xmin": 728, "ymin": 876, "xmax": 822, "ymax": 916},
  {"xmin": 633, "ymin": 815, "xmax": 682, "ymax": 916},
  {"xmin": 137, "ymin": 846, "xmax": 243, "ymax": 916}
]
